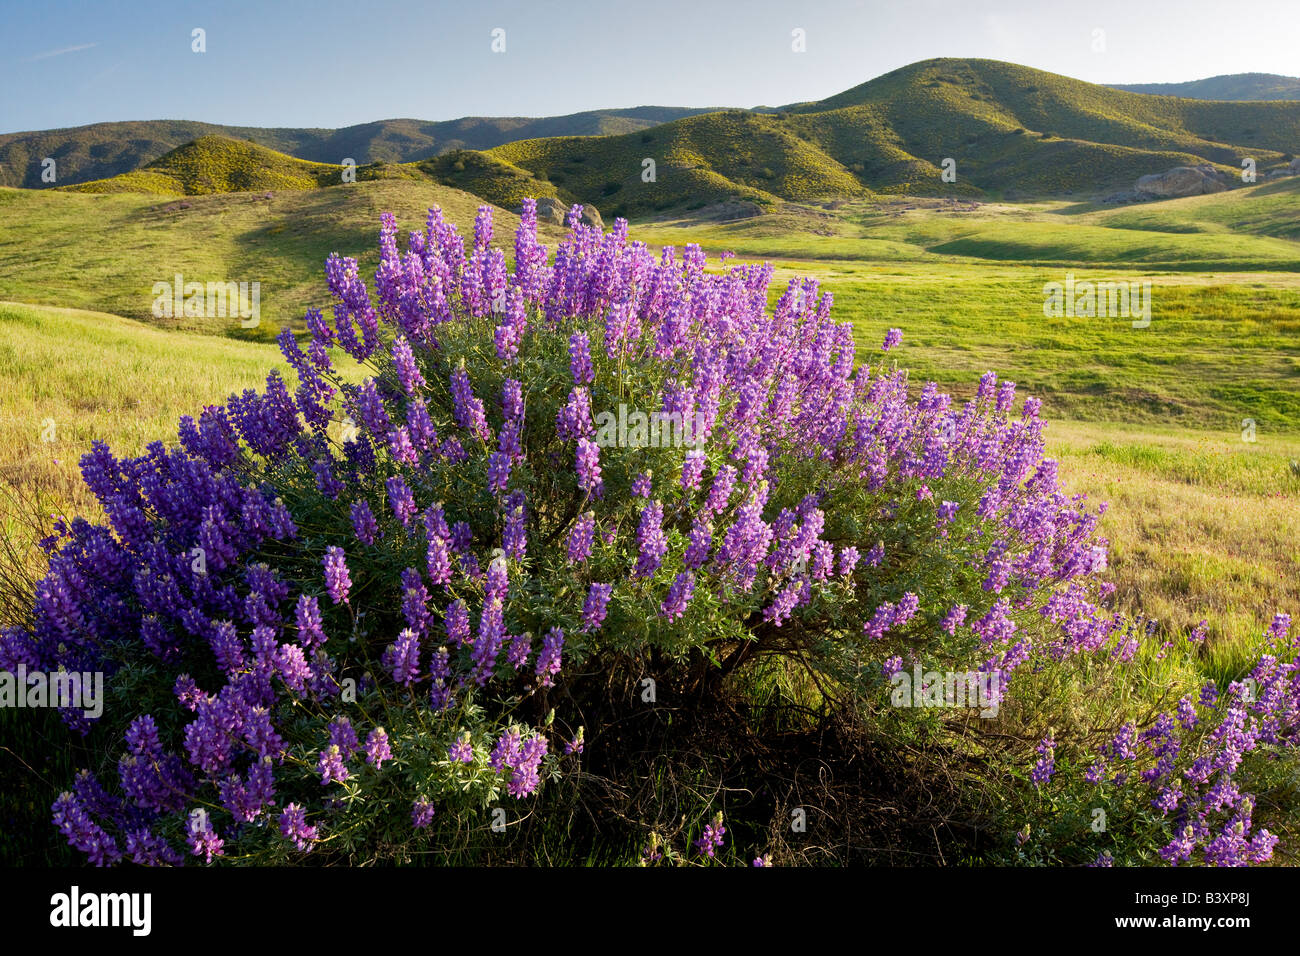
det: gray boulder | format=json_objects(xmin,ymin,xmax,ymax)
[
  {"xmin": 1291, "ymin": 157, "xmax": 1300, "ymax": 174},
  {"xmin": 1135, "ymin": 165, "xmax": 1229, "ymax": 198},
  {"xmin": 532, "ymin": 197, "xmax": 567, "ymax": 226},
  {"xmin": 529, "ymin": 197, "xmax": 602, "ymax": 230}
]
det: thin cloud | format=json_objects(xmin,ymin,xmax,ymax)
[{"xmin": 24, "ymin": 43, "xmax": 98, "ymax": 62}]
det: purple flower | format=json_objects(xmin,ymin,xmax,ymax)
[
  {"xmin": 449, "ymin": 364, "xmax": 491, "ymax": 442},
  {"xmin": 634, "ymin": 500, "xmax": 667, "ymax": 578},
  {"xmin": 275, "ymin": 643, "xmax": 311, "ymax": 695},
  {"xmin": 322, "ymin": 546, "xmax": 351, "ymax": 605},
  {"xmin": 694, "ymin": 813, "xmax": 726, "ymax": 859},
  {"xmin": 390, "ymin": 337, "xmax": 426, "ymax": 395},
  {"xmin": 385, "ymin": 475, "xmax": 417, "ymax": 528},
  {"xmin": 444, "ymin": 599, "xmax": 471, "ymax": 646},
  {"xmin": 881, "ymin": 328, "xmax": 903, "ymax": 351},
  {"xmin": 504, "ymin": 498, "xmax": 528, "ymax": 560},
  {"xmin": 350, "ymin": 500, "xmax": 379, "ymax": 545},
  {"xmin": 52, "ymin": 791, "xmax": 121, "ymax": 866},
  {"xmin": 279, "ymin": 803, "xmax": 318, "ymax": 852},
  {"xmin": 536, "ymin": 627, "xmax": 564, "ymax": 687},
  {"xmin": 660, "ymin": 571, "xmax": 695, "ymax": 621},
  {"xmin": 382, "ymin": 628, "xmax": 421, "ymax": 685},
  {"xmin": 125, "ymin": 715, "xmax": 161, "ymax": 756},
  {"xmin": 489, "ymin": 728, "xmax": 549, "ymax": 798},
  {"xmin": 411, "ymin": 798, "xmax": 436, "ymax": 830},
  {"xmin": 681, "ymin": 451, "xmax": 706, "ymax": 492},
  {"xmin": 364, "ymin": 728, "xmax": 392, "ymax": 768},
  {"xmin": 683, "ymin": 519, "xmax": 712, "ymax": 570},
  {"xmin": 329, "ymin": 717, "xmax": 360, "ymax": 757},
  {"xmin": 449, "ymin": 734, "xmax": 475, "ymax": 763},
  {"xmin": 567, "ymin": 511, "xmax": 596, "ymax": 564},
  {"xmin": 187, "ymin": 810, "xmax": 224, "ymax": 864},
  {"xmin": 1031, "ymin": 733, "xmax": 1055, "ymax": 787},
  {"xmin": 582, "ymin": 583, "xmax": 613, "ymax": 632},
  {"xmin": 426, "ymin": 535, "xmax": 452, "ymax": 587},
  {"xmin": 568, "ymin": 332, "xmax": 594, "ymax": 385},
  {"xmin": 576, "ymin": 438, "xmax": 603, "ymax": 496},
  {"xmin": 318, "ymin": 745, "xmax": 349, "ymax": 785},
  {"xmin": 506, "ymin": 630, "xmax": 532, "ymax": 670}
]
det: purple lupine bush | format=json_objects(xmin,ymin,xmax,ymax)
[{"xmin": 7, "ymin": 198, "xmax": 1297, "ymax": 865}]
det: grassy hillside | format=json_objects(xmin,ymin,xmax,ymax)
[
  {"xmin": 0, "ymin": 107, "xmax": 716, "ymax": 189},
  {"xmin": 483, "ymin": 58, "xmax": 1300, "ymax": 210},
  {"xmin": 0, "ymin": 178, "xmax": 567, "ymax": 338},
  {"xmin": 1091, "ymin": 172, "xmax": 1300, "ymax": 241},
  {"xmin": 782, "ymin": 59, "xmax": 1297, "ymax": 192},
  {"xmin": 65, "ymin": 136, "xmax": 345, "ymax": 195},
  {"xmin": 492, "ymin": 110, "xmax": 871, "ymax": 217},
  {"xmin": 0, "ymin": 302, "xmax": 339, "ymax": 531},
  {"xmin": 1112, "ymin": 73, "xmax": 1300, "ymax": 101},
  {"xmin": 634, "ymin": 183, "xmax": 1300, "ymax": 271}
]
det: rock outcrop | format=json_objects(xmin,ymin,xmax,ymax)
[
  {"xmin": 1134, "ymin": 165, "xmax": 1230, "ymax": 198},
  {"xmin": 532, "ymin": 197, "xmax": 567, "ymax": 225},
  {"xmin": 531, "ymin": 197, "xmax": 602, "ymax": 230}
]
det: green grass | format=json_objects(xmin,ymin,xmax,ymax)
[
  {"xmin": 0, "ymin": 301, "xmax": 340, "ymax": 527},
  {"xmin": 1045, "ymin": 420, "xmax": 1300, "ymax": 648},
  {"xmin": 0, "ymin": 179, "xmax": 568, "ymax": 340}
]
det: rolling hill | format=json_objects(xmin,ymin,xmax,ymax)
[
  {"xmin": 0, "ymin": 107, "xmax": 716, "ymax": 189},
  {"xmin": 14, "ymin": 59, "xmax": 1300, "ymax": 217},
  {"xmin": 484, "ymin": 59, "xmax": 1300, "ymax": 215},
  {"xmin": 1111, "ymin": 73, "xmax": 1300, "ymax": 101},
  {"xmin": 67, "ymin": 137, "xmax": 345, "ymax": 196}
]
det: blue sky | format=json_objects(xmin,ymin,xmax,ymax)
[{"xmin": 2, "ymin": 0, "xmax": 1298, "ymax": 134}]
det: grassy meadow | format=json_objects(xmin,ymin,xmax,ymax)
[
  {"xmin": 2, "ymin": 175, "xmax": 1297, "ymax": 654},
  {"xmin": 637, "ymin": 186, "xmax": 1300, "ymax": 653},
  {"xmin": 1, "ymin": 166, "xmax": 1298, "ymax": 863}
]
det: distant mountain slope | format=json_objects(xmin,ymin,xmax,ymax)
[
  {"xmin": 0, "ymin": 107, "xmax": 715, "ymax": 188},
  {"xmin": 489, "ymin": 59, "xmax": 1300, "ymax": 215},
  {"xmin": 16, "ymin": 59, "xmax": 1300, "ymax": 212},
  {"xmin": 1111, "ymin": 73, "xmax": 1300, "ymax": 101}
]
